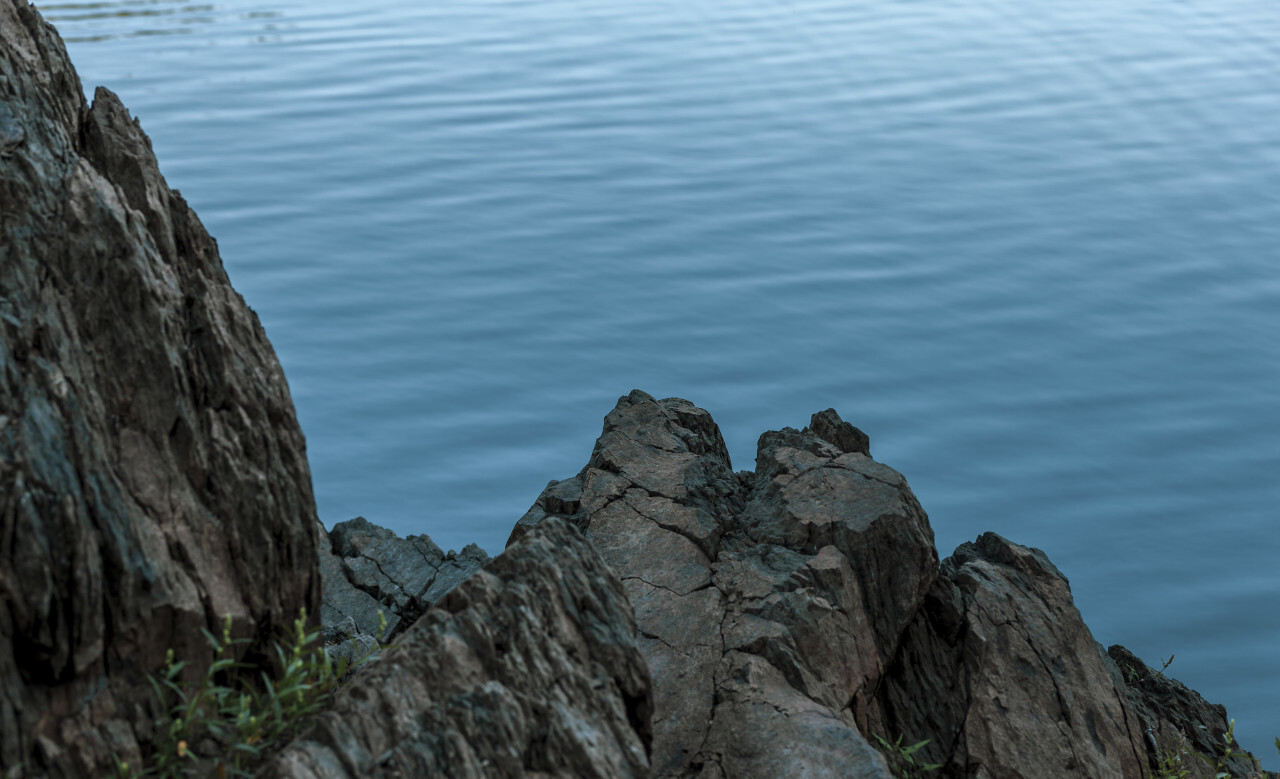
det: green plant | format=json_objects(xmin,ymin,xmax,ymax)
[
  {"xmin": 1151, "ymin": 728, "xmax": 1192, "ymax": 779},
  {"xmin": 1189, "ymin": 719, "xmax": 1263, "ymax": 779},
  {"xmin": 1151, "ymin": 719, "xmax": 1271, "ymax": 779},
  {"xmin": 1126, "ymin": 654, "xmax": 1177, "ymax": 686},
  {"xmin": 116, "ymin": 607, "xmax": 375, "ymax": 778},
  {"xmin": 872, "ymin": 732, "xmax": 942, "ymax": 779}
]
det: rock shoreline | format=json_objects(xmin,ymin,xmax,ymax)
[{"xmin": 0, "ymin": 1, "xmax": 1271, "ymax": 776}]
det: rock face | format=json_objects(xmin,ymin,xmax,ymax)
[
  {"xmin": 267, "ymin": 518, "xmax": 653, "ymax": 779},
  {"xmin": 514, "ymin": 391, "xmax": 1267, "ymax": 778},
  {"xmin": 513, "ymin": 391, "xmax": 922, "ymax": 777},
  {"xmin": 1109, "ymin": 644, "xmax": 1265, "ymax": 779},
  {"xmin": 869, "ymin": 533, "xmax": 1148, "ymax": 777},
  {"xmin": 1, "ymin": 1, "xmax": 320, "ymax": 775}
]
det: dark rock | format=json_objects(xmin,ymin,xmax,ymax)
[
  {"xmin": 1109, "ymin": 644, "xmax": 1269, "ymax": 778},
  {"xmin": 266, "ymin": 518, "xmax": 653, "ymax": 779},
  {"xmin": 320, "ymin": 616, "xmax": 380, "ymax": 685},
  {"xmin": 318, "ymin": 516, "xmax": 489, "ymax": 642},
  {"xmin": 1, "ymin": 1, "xmax": 319, "ymax": 775},
  {"xmin": 316, "ymin": 520, "xmax": 389, "ymax": 646}
]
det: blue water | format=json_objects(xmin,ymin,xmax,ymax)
[{"xmin": 50, "ymin": 0, "xmax": 1278, "ymax": 762}]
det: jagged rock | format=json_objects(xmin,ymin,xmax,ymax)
[
  {"xmin": 318, "ymin": 516, "xmax": 489, "ymax": 641},
  {"xmin": 316, "ymin": 521, "xmax": 389, "ymax": 646},
  {"xmin": 516, "ymin": 391, "xmax": 1267, "ymax": 778},
  {"xmin": 1109, "ymin": 644, "xmax": 1268, "ymax": 778},
  {"xmin": 266, "ymin": 518, "xmax": 653, "ymax": 778},
  {"xmin": 0, "ymin": 1, "xmax": 320, "ymax": 775},
  {"xmin": 869, "ymin": 532, "xmax": 1149, "ymax": 778},
  {"xmin": 515, "ymin": 390, "xmax": 917, "ymax": 777}
]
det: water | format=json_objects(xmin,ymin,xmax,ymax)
[{"xmin": 48, "ymin": 0, "xmax": 1278, "ymax": 761}]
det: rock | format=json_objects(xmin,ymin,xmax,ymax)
[
  {"xmin": 1109, "ymin": 644, "xmax": 1269, "ymax": 779},
  {"xmin": 4, "ymin": 0, "xmax": 1263, "ymax": 768},
  {"xmin": 316, "ymin": 520, "xmax": 390, "ymax": 647},
  {"xmin": 0, "ymin": 1, "xmax": 320, "ymax": 775},
  {"xmin": 318, "ymin": 516, "xmax": 489, "ymax": 642},
  {"xmin": 265, "ymin": 518, "xmax": 653, "ymax": 779},
  {"xmin": 516, "ymin": 391, "xmax": 1268, "ymax": 778},
  {"xmin": 321, "ymin": 617, "xmax": 380, "ymax": 685},
  {"xmin": 515, "ymin": 390, "xmax": 922, "ymax": 777},
  {"xmin": 869, "ymin": 532, "xmax": 1149, "ymax": 778}
]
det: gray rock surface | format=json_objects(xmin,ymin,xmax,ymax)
[
  {"xmin": 1, "ymin": 1, "xmax": 319, "ymax": 775},
  {"xmin": 318, "ymin": 516, "xmax": 489, "ymax": 642},
  {"xmin": 869, "ymin": 532, "xmax": 1149, "ymax": 778},
  {"xmin": 514, "ymin": 390, "xmax": 918, "ymax": 778},
  {"xmin": 516, "ymin": 391, "xmax": 1269, "ymax": 778},
  {"xmin": 267, "ymin": 518, "xmax": 653, "ymax": 779}
]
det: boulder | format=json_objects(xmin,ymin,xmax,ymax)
[
  {"xmin": 266, "ymin": 518, "xmax": 653, "ymax": 778},
  {"xmin": 0, "ymin": 1, "xmax": 320, "ymax": 775}
]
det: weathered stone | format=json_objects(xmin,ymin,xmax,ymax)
[
  {"xmin": 515, "ymin": 390, "xmax": 916, "ymax": 778},
  {"xmin": 1, "ymin": 2, "xmax": 319, "ymax": 774},
  {"xmin": 870, "ymin": 532, "xmax": 1150, "ymax": 778},
  {"xmin": 319, "ymin": 516, "xmax": 489, "ymax": 642},
  {"xmin": 266, "ymin": 518, "xmax": 653, "ymax": 779},
  {"xmin": 316, "ymin": 520, "xmax": 389, "ymax": 645},
  {"xmin": 515, "ymin": 392, "xmax": 1269, "ymax": 778},
  {"xmin": 1109, "ymin": 644, "xmax": 1269, "ymax": 779}
]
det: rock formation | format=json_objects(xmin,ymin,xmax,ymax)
[
  {"xmin": 514, "ymin": 390, "xmax": 1269, "ymax": 778},
  {"xmin": 1, "ymin": 1, "xmax": 320, "ymax": 774},
  {"xmin": 3, "ymin": 0, "xmax": 1271, "ymax": 775},
  {"xmin": 267, "ymin": 518, "xmax": 653, "ymax": 779}
]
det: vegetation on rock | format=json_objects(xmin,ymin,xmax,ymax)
[{"xmin": 116, "ymin": 609, "xmax": 381, "ymax": 778}]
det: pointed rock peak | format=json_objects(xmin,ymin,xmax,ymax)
[
  {"xmin": 805, "ymin": 407, "xmax": 871, "ymax": 456},
  {"xmin": 597, "ymin": 390, "xmax": 732, "ymax": 466}
]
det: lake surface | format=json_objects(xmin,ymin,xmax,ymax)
[{"xmin": 51, "ymin": 0, "xmax": 1277, "ymax": 761}]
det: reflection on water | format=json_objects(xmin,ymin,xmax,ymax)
[{"xmin": 41, "ymin": 0, "xmax": 279, "ymax": 42}]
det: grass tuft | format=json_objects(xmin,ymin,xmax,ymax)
[{"xmin": 115, "ymin": 608, "xmax": 383, "ymax": 778}]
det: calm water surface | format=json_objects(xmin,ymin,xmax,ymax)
[{"xmin": 50, "ymin": 0, "xmax": 1278, "ymax": 760}]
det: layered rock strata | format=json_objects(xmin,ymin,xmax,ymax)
[{"xmin": 1, "ymin": 1, "xmax": 320, "ymax": 774}]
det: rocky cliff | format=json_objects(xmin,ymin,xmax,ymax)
[
  {"xmin": 2, "ymin": 1, "xmax": 1270, "ymax": 777},
  {"xmin": 1, "ymin": 1, "xmax": 320, "ymax": 774}
]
